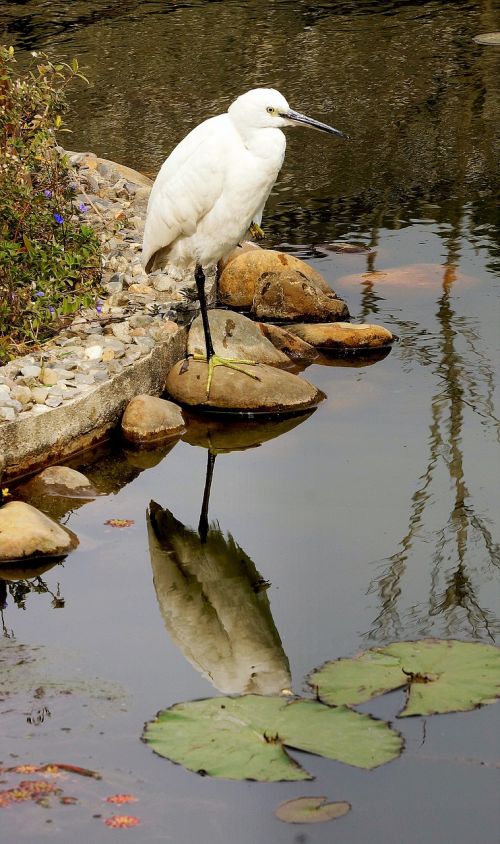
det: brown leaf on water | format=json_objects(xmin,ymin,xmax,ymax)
[
  {"xmin": 105, "ymin": 794, "xmax": 138, "ymax": 804},
  {"xmin": 103, "ymin": 814, "xmax": 140, "ymax": 828},
  {"xmin": 104, "ymin": 519, "xmax": 135, "ymax": 528}
]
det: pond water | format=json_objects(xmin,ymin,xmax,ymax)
[{"xmin": 1, "ymin": 1, "xmax": 499, "ymax": 841}]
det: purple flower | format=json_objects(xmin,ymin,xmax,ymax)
[
  {"xmin": 49, "ymin": 305, "xmax": 55, "ymax": 314},
  {"xmin": 44, "ymin": 189, "xmax": 52, "ymax": 198},
  {"xmin": 35, "ymin": 290, "xmax": 44, "ymax": 297},
  {"xmin": 96, "ymin": 305, "xmax": 103, "ymax": 314},
  {"xmin": 53, "ymin": 213, "xmax": 64, "ymax": 224},
  {"xmin": 79, "ymin": 202, "xmax": 88, "ymax": 213}
]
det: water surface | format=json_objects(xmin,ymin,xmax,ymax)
[{"xmin": 1, "ymin": 2, "xmax": 499, "ymax": 841}]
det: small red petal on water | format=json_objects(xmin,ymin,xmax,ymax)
[
  {"xmin": 103, "ymin": 814, "xmax": 140, "ymax": 828},
  {"xmin": 104, "ymin": 519, "xmax": 135, "ymax": 528},
  {"xmin": 105, "ymin": 794, "xmax": 138, "ymax": 804}
]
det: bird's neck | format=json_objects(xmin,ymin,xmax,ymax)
[{"xmin": 238, "ymin": 125, "xmax": 286, "ymax": 162}]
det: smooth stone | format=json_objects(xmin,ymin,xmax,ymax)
[
  {"xmin": 25, "ymin": 466, "xmax": 97, "ymax": 500},
  {"xmin": 31, "ymin": 387, "xmax": 50, "ymax": 403},
  {"xmin": 133, "ymin": 336, "xmax": 155, "ymax": 351},
  {"xmin": 0, "ymin": 501, "xmax": 78, "ymax": 562},
  {"xmin": 111, "ymin": 322, "xmax": 131, "ymax": 343},
  {"xmin": 148, "ymin": 320, "xmax": 179, "ymax": 342},
  {"xmin": 285, "ymin": 322, "xmax": 396, "ymax": 351},
  {"xmin": 217, "ymin": 240, "xmax": 262, "ymax": 275},
  {"xmin": 122, "ymin": 394, "xmax": 186, "ymax": 443},
  {"xmin": 188, "ymin": 310, "xmax": 290, "ymax": 367},
  {"xmin": 0, "ymin": 407, "xmax": 16, "ymax": 422},
  {"xmin": 45, "ymin": 396, "xmax": 63, "ymax": 407},
  {"xmin": 218, "ymin": 248, "xmax": 335, "ymax": 308},
  {"xmin": 253, "ymin": 270, "xmax": 349, "ymax": 322},
  {"xmin": 128, "ymin": 282, "xmax": 153, "ymax": 294},
  {"xmin": 152, "ymin": 276, "xmax": 174, "ymax": 292},
  {"xmin": 85, "ymin": 344, "xmax": 103, "ymax": 360},
  {"xmin": 165, "ymin": 358, "xmax": 325, "ymax": 413},
  {"xmin": 39, "ymin": 368, "xmax": 60, "ymax": 386},
  {"xmin": 21, "ymin": 365, "xmax": 41, "ymax": 378},
  {"xmin": 10, "ymin": 385, "xmax": 32, "ymax": 405},
  {"xmin": 257, "ymin": 323, "xmax": 319, "ymax": 363}
]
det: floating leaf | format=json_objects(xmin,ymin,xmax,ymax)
[
  {"xmin": 275, "ymin": 796, "xmax": 351, "ymax": 824},
  {"xmin": 105, "ymin": 794, "xmax": 138, "ymax": 804},
  {"xmin": 143, "ymin": 694, "xmax": 402, "ymax": 781},
  {"xmin": 309, "ymin": 639, "xmax": 500, "ymax": 717},
  {"xmin": 104, "ymin": 519, "xmax": 135, "ymax": 528},
  {"xmin": 104, "ymin": 815, "xmax": 140, "ymax": 828}
]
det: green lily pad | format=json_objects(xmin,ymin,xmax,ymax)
[
  {"xmin": 143, "ymin": 694, "xmax": 402, "ymax": 780},
  {"xmin": 309, "ymin": 639, "xmax": 500, "ymax": 717},
  {"xmin": 275, "ymin": 796, "xmax": 351, "ymax": 824}
]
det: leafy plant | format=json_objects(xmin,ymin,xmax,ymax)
[{"xmin": 0, "ymin": 45, "xmax": 102, "ymax": 360}]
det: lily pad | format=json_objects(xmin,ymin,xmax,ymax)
[
  {"xmin": 309, "ymin": 639, "xmax": 500, "ymax": 717},
  {"xmin": 275, "ymin": 796, "xmax": 351, "ymax": 824},
  {"xmin": 143, "ymin": 694, "xmax": 402, "ymax": 781}
]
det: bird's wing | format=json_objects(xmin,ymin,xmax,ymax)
[{"xmin": 142, "ymin": 115, "xmax": 230, "ymax": 269}]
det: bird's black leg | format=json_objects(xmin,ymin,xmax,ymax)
[
  {"xmin": 193, "ymin": 263, "xmax": 260, "ymax": 396},
  {"xmin": 194, "ymin": 263, "xmax": 214, "ymax": 361}
]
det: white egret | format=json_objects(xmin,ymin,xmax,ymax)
[{"xmin": 142, "ymin": 87, "xmax": 347, "ymax": 393}]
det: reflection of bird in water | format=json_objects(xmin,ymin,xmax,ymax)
[
  {"xmin": 145, "ymin": 411, "xmax": 319, "ymax": 694},
  {"xmin": 142, "ymin": 87, "xmax": 347, "ymax": 393},
  {"xmin": 147, "ymin": 501, "xmax": 291, "ymax": 695}
]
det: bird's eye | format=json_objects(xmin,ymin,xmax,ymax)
[{"xmin": 266, "ymin": 107, "xmax": 275, "ymax": 115}]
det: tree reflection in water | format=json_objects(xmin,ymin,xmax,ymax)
[{"xmin": 364, "ymin": 224, "xmax": 500, "ymax": 642}]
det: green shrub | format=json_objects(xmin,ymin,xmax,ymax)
[{"xmin": 0, "ymin": 46, "xmax": 102, "ymax": 361}]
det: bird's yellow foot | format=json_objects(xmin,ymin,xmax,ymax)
[
  {"xmin": 193, "ymin": 353, "xmax": 260, "ymax": 396},
  {"xmin": 249, "ymin": 222, "xmax": 265, "ymax": 240}
]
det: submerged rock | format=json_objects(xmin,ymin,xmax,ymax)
[
  {"xmin": 0, "ymin": 501, "xmax": 78, "ymax": 562},
  {"xmin": 218, "ymin": 248, "xmax": 338, "ymax": 309},
  {"xmin": 257, "ymin": 322, "xmax": 318, "ymax": 362},
  {"xmin": 286, "ymin": 322, "xmax": 396, "ymax": 352},
  {"xmin": 29, "ymin": 466, "xmax": 96, "ymax": 498},
  {"xmin": 188, "ymin": 310, "xmax": 290, "ymax": 367},
  {"xmin": 165, "ymin": 358, "xmax": 325, "ymax": 414},
  {"xmin": 121, "ymin": 394, "xmax": 186, "ymax": 443}
]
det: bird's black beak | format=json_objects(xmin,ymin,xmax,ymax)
[{"xmin": 282, "ymin": 108, "xmax": 349, "ymax": 139}]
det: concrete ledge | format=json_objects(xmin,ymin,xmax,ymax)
[{"xmin": 1, "ymin": 327, "xmax": 187, "ymax": 481}]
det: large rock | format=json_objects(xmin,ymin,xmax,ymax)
[
  {"xmin": 253, "ymin": 270, "xmax": 349, "ymax": 322},
  {"xmin": 165, "ymin": 358, "xmax": 325, "ymax": 414},
  {"xmin": 286, "ymin": 322, "xmax": 396, "ymax": 352},
  {"xmin": 257, "ymin": 322, "xmax": 318, "ymax": 362},
  {"xmin": 218, "ymin": 248, "xmax": 338, "ymax": 308},
  {"xmin": 19, "ymin": 465, "xmax": 98, "ymax": 501},
  {"xmin": 121, "ymin": 394, "xmax": 186, "ymax": 443},
  {"xmin": 218, "ymin": 241, "xmax": 262, "ymax": 275},
  {"xmin": 0, "ymin": 501, "xmax": 78, "ymax": 562},
  {"xmin": 187, "ymin": 310, "xmax": 290, "ymax": 367}
]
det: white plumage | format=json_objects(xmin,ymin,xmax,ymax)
[
  {"xmin": 142, "ymin": 87, "xmax": 345, "ymax": 274},
  {"xmin": 141, "ymin": 88, "xmax": 345, "ymax": 393}
]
